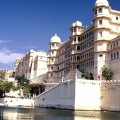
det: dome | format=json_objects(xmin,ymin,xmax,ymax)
[
  {"xmin": 71, "ymin": 21, "xmax": 82, "ymax": 27},
  {"xmin": 71, "ymin": 23, "xmax": 75, "ymax": 27},
  {"xmin": 95, "ymin": 0, "xmax": 109, "ymax": 7},
  {"xmin": 50, "ymin": 34, "xmax": 61, "ymax": 43},
  {"xmin": 75, "ymin": 21, "xmax": 82, "ymax": 27}
]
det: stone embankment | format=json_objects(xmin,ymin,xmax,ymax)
[{"xmin": 0, "ymin": 97, "xmax": 34, "ymax": 108}]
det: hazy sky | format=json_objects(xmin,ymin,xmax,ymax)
[{"xmin": 0, "ymin": 0, "xmax": 119, "ymax": 70}]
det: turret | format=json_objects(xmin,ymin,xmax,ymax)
[
  {"xmin": 70, "ymin": 21, "xmax": 83, "ymax": 36},
  {"xmin": 48, "ymin": 34, "xmax": 62, "ymax": 83},
  {"xmin": 93, "ymin": 0, "xmax": 111, "ymax": 80}
]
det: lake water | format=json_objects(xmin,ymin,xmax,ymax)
[{"xmin": 0, "ymin": 106, "xmax": 120, "ymax": 120}]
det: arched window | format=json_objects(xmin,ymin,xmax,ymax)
[
  {"xmin": 77, "ymin": 46, "xmax": 80, "ymax": 50},
  {"xmin": 77, "ymin": 56, "xmax": 80, "ymax": 61},
  {"xmin": 114, "ymin": 52, "xmax": 116, "ymax": 59},
  {"xmin": 99, "ymin": 8, "xmax": 102, "ymax": 13},
  {"xmin": 117, "ymin": 51, "xmax": 119, "ymax": 58},
  {"xmin": 77, "ymin": 65, "xmax": 80, "ymax": 69},
  {"xmin": 111, "ymin": 45, "xmax": 112, "ymax": 49}
]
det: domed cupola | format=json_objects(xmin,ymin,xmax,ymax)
[
  {"xmin": 71, "ymin": 21, "xmax": 82, "ymax": 36},
  {"xmin": 50, "ymin": 34, "xmax": 61, "ymax": 43},
  {"xmin": 75, "ymin": 21, "xmax": 82, "ymax": 27},
  {"xmin": 95, "ymin": 0, "xmax": 109, "ymax": 7},
  {"xmin": 71, "ymin": 21, "xmax": 82, "ymax": 28}
]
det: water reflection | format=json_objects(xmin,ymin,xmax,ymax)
[{"xmin": 0, "ymin": 106, "xmax": 120, "ymax": 120}]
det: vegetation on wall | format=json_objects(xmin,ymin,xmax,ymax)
[
  {"xmin": 101, "ymin": 66, "xmax": 113, "ymax": 80},
  {"xmin": 82, "ymin": 71, "xmax": 94, "ymax": 80}
]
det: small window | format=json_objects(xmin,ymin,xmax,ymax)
[
  {"xmin": 51, "ymin": 67, "xmax": 53, "ymax": 70},
  {"xmin": 99, "ymin": 55, "xmax": 103, "ymax": 57},
  {"xmin": 117, "ymin": 51, "xmax": 119, "ymax": 58},
  {"xmin": 52, "ymin": 44, "xmax": 54, "ymax": 47},
  {"xmin": 111, "ymin": 45, "xmax": 112, "ymax": 49},
  {"xmin": 78, "ymin": 37, "xmax": 80, "ymax": 41},
  {"xmin": 77, "ymin": 46, "xmax": 80, "ymax": 50},
  {"xmin": 99, "ymin": 20, "xmax": 102, "ymax": 25},
  {"xmin": 116, "ymin": 17, "xmax": 119, "ymax": 20},
  {"xmin": 111, "ymin": 54, "xmax": 113, "ymax": 60},
  {"xmin": 95, "ymin": 10, "xmax": 97, "ymax": 15},
  {"xmin": 99, "ymin": 32, "xmax": 102, "ymax": 37},
  {"xmin": 99, "ymin": 8, "xmax": 102, "ymax": 13},
  {"xmin": 117, "ymin": 42, "xmax": 118, "ymax": 47}
]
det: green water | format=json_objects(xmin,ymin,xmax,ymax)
[{"xmin": 0, "ymin": 106, "xmax": 120, "ymax": 120}]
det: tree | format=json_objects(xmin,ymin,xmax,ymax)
[
  {"xmin": 82, "ymin": 71, "xmax": 94, "ymax": 80},
  {"xmin": 0, "ymin": 79, "xmax": 14, "ymax": 97},
  {"xmin": 101, "ymin": 66, "xmax": 113, "ymax": 80},
  {"xmin": 15, "ymin": 75, "xmax": 31, "ymax": 97},
  {"xmin": 15, "ymin": 75, "xmax": 29, "ymax": 88}
]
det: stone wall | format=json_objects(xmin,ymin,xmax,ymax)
[
  {"xmin": 0, "ymin": 98, "xmax": 34, "ymax": 107},
  {"xmin": 34, "ymin": 79, "xmax": 120, "ymax": 111},
  {"xmin": 34, "ymin": 80, "xmax": 75, "ymax": 109},
  {"xmin": 101, "ymin": 80, "xmax": 120, "ymax": 111}
]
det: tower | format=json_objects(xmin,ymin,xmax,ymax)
[
  {"xmin": 93, "ymin": 0, "xmax": 111, "ymax": 80},
  {"xmin": 48, "ymin": 34, "xmax": 62, "ymax": 83},
  {"xmin": 70, "ymin": 21, "xmax": 83, "ymax": 70}
]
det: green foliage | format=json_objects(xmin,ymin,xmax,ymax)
[
  {"xmin": 0, "ymin": 80, "xmax": 14, "ymax": 91},
  {"xmin": 0, "ymin": 79, "xmax": 14, "ymax": 97},
  {"xmin": 82, "ymin": 71, "xmax": 94, "ymax": 80},
  {"xmin": 15, "ymin": 75, "xmax": 29, "ymax": 88},
  {"xmin": 102, "ymin": 66, "xmax": 113, "ymax": 80},
  {"xmin": 22, "ymin": 86, "xmax": 31, "ymax": 97},
  {"xmin": 15, "ymin": 75, "xmax": 31, "ymax": 97}
]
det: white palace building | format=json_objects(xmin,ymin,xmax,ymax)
[
  {"xmin": 14, "ymin": 0, "xmax": 120, "ymax": 111},
  {"xmin": 15, "ymin": 0, "xmax": 120, "ymax": 82}
]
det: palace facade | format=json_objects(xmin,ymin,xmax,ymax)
[
  {"xmin": 15, "ymin": 50, "xmax": 48, "ymax": 80},
  {"xmin": 48, "ymin": 0, "xmax": 120, "ymax": 82},
  {"xmin": 15, "ymin": 0, "xmax": 120, "ymax": 82}
]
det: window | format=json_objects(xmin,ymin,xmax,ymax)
[
  {"xmin": 111, "ymin": 45, "xmax": 112, "ymax": 49},
  {"xmin": 77, "ymin": 56, "xmax": 80, "ymax": 61},
  {"xmin": 117, "ymin": 42, "xmax": 118, "ymax": 47},
  {"xmin": 52, "ymin": 51, "xmax": 54, "ymax": 54},
  {"xmin": 116, "ymin": 17, "xmax": 119, "ymax": 20},
  {"xmin": 52, "ymin": 44, "xmax": 54, "ymax": 47},
  {"xmin": 77, "ymin": 46, "xmax": 80, "ymax": 50},
  {"xmin": 99, "ymin": 32, "xmax": 102, "ymax": 37},
  {"xmin": 99, "ymin": 20, "xmax": 102, "ymax": 25},
  {"xmin": 77, "ymin": 65, "xmax": 80, "ymax": 69},
  {"xmin": 51, "ymin": 67, "xmax": 53, "ymax": 70},
  {"xmin": 117, "ymin": 51, "xmax": 119, "ymax": 58},
  {"xmin": 99, "ymin": 8, "xmax": 102, "ymax": 13},
  {"xmin": 95, "ymin": 10, "xmax": 97, "ymax": 15}
]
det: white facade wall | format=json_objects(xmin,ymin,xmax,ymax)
[
  {"xmin": 34, "ymin": 80, "xmax": 101, "ymax": 110},
  {"xmin": 34, "ymin": 80, "xmax": 75, "ymax": 109},
  {"xmin": 0, "ymin": 98, "xmax": 34, "ymax": 107},
  {"xmin": 34, "ymin": 79, "xmax": 120, "ymax": 111}
]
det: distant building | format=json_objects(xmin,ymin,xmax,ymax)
[
  {"xmin": 15, "ymin": 0, "xmax": 120, "ymax": 82},
  {"xmin": 15, "ymin": 50, "xmax": 48, "ymax": 80},
  {"xmin": 0, "ymin": 70, "xmax": 14, "ymax": 80}
]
